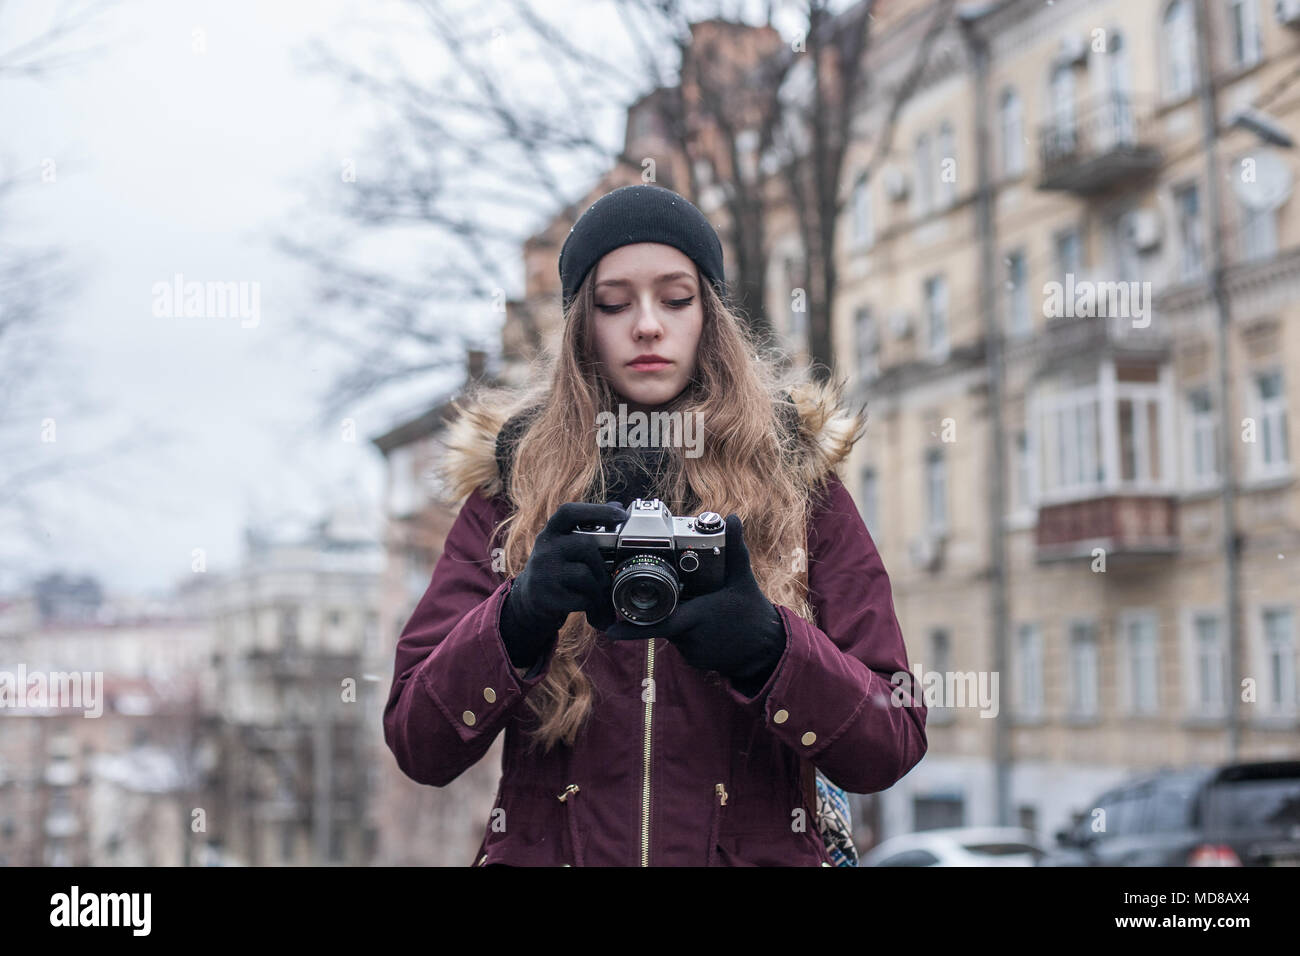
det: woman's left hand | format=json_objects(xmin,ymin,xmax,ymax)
[{"xmin": 603, "ymin": 514, "xmax": 787, "ymax": 695}]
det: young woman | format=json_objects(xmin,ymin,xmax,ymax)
[{"xmin": 383, "ymin": 183, "xmax": 927, "ymax": 866}]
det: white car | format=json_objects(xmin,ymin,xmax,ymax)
[{"xmin": 860, "ymin": 827, "xmax": 1047, "ymax": 866}]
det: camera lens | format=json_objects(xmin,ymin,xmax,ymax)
[{"xmin": 611, "ymin": 554, "xmax": 679, "ymax": 626}]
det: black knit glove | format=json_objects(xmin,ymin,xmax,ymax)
[
  {"xmin": 603, "ymin": 514, "xmax": 787, "ymax": 696},
  {"xmin": 498, "ymin": 501, "xmax": 629, "ymax": 669}
]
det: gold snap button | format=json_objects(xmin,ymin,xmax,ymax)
[
  {"xmin": 463, "ymin": 710, "xmax": 477, "ymax": 726},
  {"xmin": 801, "ymin": 731, "xmax": 816, "ymax": 746},
  {"xmin": 483, "ymin": 687, "xmax": 497, "ymax": 703},
  {"xmin": 773, "ymin": 709, "xmax": 789, "ymax": 724}
]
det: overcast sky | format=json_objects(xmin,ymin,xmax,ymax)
[{"xmin": 0, "ymin": 0, "xmax": 808, "ymax": 598}]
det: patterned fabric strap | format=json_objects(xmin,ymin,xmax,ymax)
[{"xmin": 814, "ymin": 769, "xmax": 859, "ymax": 866}]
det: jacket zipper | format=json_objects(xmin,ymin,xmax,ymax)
[
  {"xmin": 707, "ymin": 782, "xmax": 728, "ymax": 866},
  {"xmin": 641, "ymin": 638, "xmax": 655, "ymax": 866},
  {"xmin": 558, "ymin": 783, "xmax": 583, "ymax": 866}
]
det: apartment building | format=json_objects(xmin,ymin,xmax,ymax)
[
  {"xmin": 0, "ymin": 588, "xmax": 214, "ymax": 866},
  {"xmin": 193, "ymin": 507, "xmax": 383, "ymax": 866},
  {"xmin": 820, "ymin": 0, "xmax": 1299, "ymax": 840}
]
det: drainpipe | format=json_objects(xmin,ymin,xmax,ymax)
[
  {"xmin": 958, "ymin": 8, "xmax": 1011, "ymax": 826},
  {"xmin": 1192, "ymin": 0, "xmax": 1241, "ymax": 759}
]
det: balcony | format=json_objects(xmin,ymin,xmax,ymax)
[
  {"xmin": 1036, "ymin": 494, "xmax": 1178, "ymax": 562},
  {"xmin": 1030, "ymin": 357, "xmax": 1180, "ymax": 562},
  {"xmin": 1038, "ymin": 94, "xmax": 1161, "ymax": 194}
]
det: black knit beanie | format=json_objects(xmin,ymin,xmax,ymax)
[{"xmin": 558, "ymin": 184, "xmax": 726, "ymax": 311}]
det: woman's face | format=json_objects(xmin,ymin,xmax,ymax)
[{"xmin": 590, "ymin": 243, "xmax": 704, "ymax": 414}]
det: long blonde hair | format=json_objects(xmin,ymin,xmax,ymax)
[{"xmin": 448, "ymin": 268, "xmax": 857, "ymax": 751}]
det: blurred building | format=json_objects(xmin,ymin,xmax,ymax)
[
  {"xmin": 0, "ymin": 588, "xmax": 213, "ymax": 866},
  {"xmin": 815, "ymin": 0, "xmax": 1300, "ymax": 843},
  {"xmin": 192, "ymin": 506, "xmax": 383, "ymax": 866},
  {"xmin": 366, "ymin": 350, "xmax": 511, "ymax": 866}
]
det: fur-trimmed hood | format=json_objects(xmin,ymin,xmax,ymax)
[{"xmin": 438, "ymin": 379, "xmax": 865, "ymax": 506}]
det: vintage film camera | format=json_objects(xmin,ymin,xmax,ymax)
[{"xmin": 573, "ymin": 498, "xmax": 727, "ymax": 626}]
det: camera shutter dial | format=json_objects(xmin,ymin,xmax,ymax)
[{"xmin": 694, "ymin": 511, "xmax": 723, "ymax": 534}]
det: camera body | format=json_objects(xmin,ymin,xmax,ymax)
[{"xmin": 573, "ymin": 498, "xmax": 726, "ymax": 626}]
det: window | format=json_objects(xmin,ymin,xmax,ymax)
[
  {"xmin": 1229, "ymin": 0, "xmax": 1261, "ymax": 69},
  {"xmin": 859, "ymin": 466, "xmax": 879, "ymax": 532},
  {"xmin": 923, "ymin": 274, "xmax": 949, "ymax": 360},
  {"xmin": 937, "ymin": 121, "xmax": 956, "ymax": 207},
  {"xmin": 1055, "ymin": 227, "xmax": 1083, "ymax": 280},
  {"xmin": 913, "ymin": 131, "xmax": 933, "ymax": 216},
  {"xmin": 1184, "ymin": 387, "xmax": 1219, "ymax": 488},
  {"xmin": 1038, "ymin": 391, "xmax": 1103, "ymax": 498},
  {"xmin": 1109, "ymin": 783, "xmax": 1155, "ymax": 837},
  {"xmin": 1249, "ymin": 369, "xmax": 1290, "ymax": 479},
  {"xmin": 1111, "ymin": 209, "xmax": 1142, "ymax": 280},
  {"xmin": 1049, "ymin": 64, "xmax": 1076, "ymax": 155},
  {"xmin": 1174, "ymin": 182, "xmax": 1205, "ymax": 280},
  {"xmin": 852, "ymin": 173, "xmax": 873, "ymax": 247},
  {"xmin": 999, "ymin": 88, "xmax": 1024, "ymax": 176},
  {"xmin": 913, "ymin": 794, "xmax": 964, "ymax": 831},
  {"xmin": 1189, "ymin": 611, "xmax": 1225, "ymax": 717},
  {"xmin": 278, "ymin": 607, "xmax": 299, "ymax": 649},
  {"xmin": 925, "ymin": 447, "xmax": 948, "ymax": 534},
  {"xmin": 1005, "ymin": 249, "xmax": 1029, "ymax": 337},
  {"xmin": 1240, "ymin": 199, "xmax": 1278, "ymax": 262},
  {"xmin": 1147, "ymin": 777, "xmax": 1198, "ymax": 832},
  {"xmin": 1163, "ymin": 0, "xmax": 1197, "ymax": 101},
  {"xmin": 1068, "ymin": 620, "xmax": 1099, "ymax": 719},
  {"xmin": 1122, "ymin": 612, "xmax": 1160, "ymax": 715},
  {"xmin": 1101, "ymin": 32, "xmax": 1135, "ymax": 146},
  {"xmin": 1117, "ymin": 394, "xmax": 1164, "ymax": 484},
  {"xmin": 932, "ymin": 628, "xmax": 951, "ymax": 674},
  {"xmin": 855, "ymin": 306, "xmax": 879, "ymax": 381},
  {"xmin": 281, "ymin": 823, "xmax": 295, "ymax": 863},
  {"xmin": 1016, "ymin": 623, "xmax": 1044, "ymax": 718},
  {"xmin": 927, "ymin": 628, "xmax": 952, "ymax": 723},
  {"xmin": 878, "ymin": 848, "xmax": 941, "ymax": 866},
  {"xmin": 1260, "ymin": 607, "xmax": 1296, "ymax": 715}
]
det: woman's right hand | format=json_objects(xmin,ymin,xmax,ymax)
[{"xmin": 498, "ymin": 501, "xmax": 629, "ymax": 669}]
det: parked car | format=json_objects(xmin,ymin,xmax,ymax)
[
  {"xmin": 860, "ymin": 827, "xmax": 1046, "ymax": 866},
  {"xmin": 1039, "ymin": 760, "xmax": 1300, "ymax": 866}
]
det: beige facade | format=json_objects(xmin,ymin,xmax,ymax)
[{"xmin": 818, "ymin": 0, "xmax": 1300, "ymax": 838}]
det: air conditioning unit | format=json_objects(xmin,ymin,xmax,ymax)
[
  {"xmin": 1056, "ymin": 34, "xmax": 1088, "ymax": 66},
  {"xmin": 909, "ymin": 530, "xmax": 945, "ymax": 572},
  {"xmin": 1131, "ymin": 209, "xmax": 1163, "ymax": 252},
  {"xmin": 888, "ymin": 307, "xmax": 914, "ymax": 339},
  {"xmin": 1277, "ymin": 0, "xmax": 1300, "ymax": 28},
  {"xmin": 883, "ymin": 166, "xmax": 910, "ymax": 201}
]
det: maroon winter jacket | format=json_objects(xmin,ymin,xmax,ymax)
[{"xmin": 383, "ymin": 384, "xmax": 928, "ymax": 866}]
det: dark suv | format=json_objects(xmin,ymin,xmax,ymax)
[{"xmin": 1040, "ymin": 760, "xmax": 1300, "ymax": 866}]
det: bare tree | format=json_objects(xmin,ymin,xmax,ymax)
[
  {"xmin": 0, "ymin": 0, "xmax": 134, "ymax": 578},
  {"xmin": 773, "ymin": 0, "xmax": 958, "ymax": 380},
  {"xmin": 285, "ymin": 0, "xmax": 956, "ymax": 415}
]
